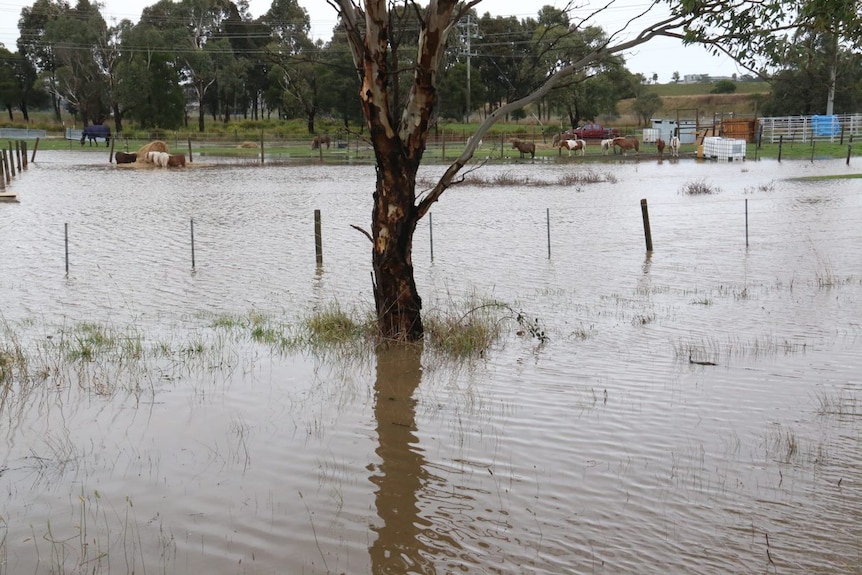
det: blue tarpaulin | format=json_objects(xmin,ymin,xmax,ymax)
[{"xmin": 811, "ymin": 115, "xmax": 840, "ymax": 137}]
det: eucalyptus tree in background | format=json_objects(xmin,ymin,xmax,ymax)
[
  {"xmin": 530, "ymin": 17, "xmax": 634, "ymax": 128},
  {"xmin": 0, "ymin": 46, "xmax": 24, "ymax": 120},
  {"xmin": 0, "ymin": 47, "xmax": 44, "ymax": 121},
  {"xmin": 146, "ymin": 0, "xmax": 235, "ymax": 131},
  {"xmin": 473, "ymin": 13, "xmax": 532, "ymax": 113},
  {"xmin": 315, "ymin": 23, "xmax": 363, "ymax": 128},
  {"xmin": 17, "ymin": 0, "xmax": 68, "ymax": 121},
  {"xmin": 115, "ymin": 18, "xmax": 186, "ymax": 130},
  {"xmin": 632, "ymin": 91, "xmax": 663, "ymax": 125},
  {"xmin": 261, "ymin": 0, "xmax": 322, "ymax": 132},
  {"xmin": 40, "ymin": 0, "xmax": 111, "ymax": 125},
  {"xmin": 761, "ymin": 35, "xmax": 862, "ymax": 116}
]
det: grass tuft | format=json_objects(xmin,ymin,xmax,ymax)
[
  {"xmin": 680, "ymin": 178, "xmax": 721, "ymax": 195},
  {"xmin": 303, "ymin": 304, "xmax": 370, "ymax": 346}
]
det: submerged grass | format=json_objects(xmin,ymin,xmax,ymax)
[
  {"xmin": 418, "ymin": 169, "xmax": 617, "ymax": 189},
  {"xmin": 674, "ymin": 334, "xmax": 810, "ymax": 364},
  {"xmin": 680, "ymin": 178, "xmax": 721, "ymax": 195},
  {"xmin": 1, "ymin": 297, "xmax": 546, "ymax": 414}
]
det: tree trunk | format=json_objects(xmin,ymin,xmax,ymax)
[
  {"xmin": 306, "ymin": 114, "xmax": 315, "ymax": 134},
  {"xmin": 112, "ymin": 102, "xmax": 122, "ymax": 134},
  {"xmin": 372, "ymin": 147, "xmax": 423, "ymax": 340},
  {"xmin": 826, "ymin": 31, "xmax": 839, "ymax": 115},
  {"xmin": 198, "ymin": 101, "xmax": 205, "ymax": 132}
]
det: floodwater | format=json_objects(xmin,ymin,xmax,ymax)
[{"xmin": 1, "ymin": 150, "xmax": 860, "ymax": 574}]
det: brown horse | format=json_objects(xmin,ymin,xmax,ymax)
[
  {"xmin": 511, "ymin": 139, "xmax": 535, "ymax": 159},
  {"xmin": 311, "ymin": 134, "xmax": 331, "ymax": 149},
  {"xmin": 167, "ymin": 153, "xmax": 186, "ymax": 167},
  {"xmin": 612, "ymin": 137, "xmax": 639, "ymax": 156},
  {"xmin": 656, "ymin": 138, "xmax": 666, "ymax": 157},
  {"xmin": 114, "ymin": 151, "xmax": 137, "ymax": 164}
]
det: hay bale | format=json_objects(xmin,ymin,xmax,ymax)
[
  {"xmin": 135, "ymin": 141, "xmax": 169, "ymax": 162},
  {"xmin": 238, "ymin": 141, "xmax": 259, "ymax": 149}
]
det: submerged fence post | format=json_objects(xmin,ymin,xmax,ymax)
[
  {"xmin": 1, "ymin": 150, "xmax": 8, "ymax": 184},
  {"xmin": 190, "ymin": 218, "xmax": 196, "ymax": 269},
  {"xmin": 314, "ymin": 209, "xmax": 323, "ymax": 266},
  {"xmin": 64, "ymin": 223, "xmax": 69, "ymax": 275},
  {"xmin": 15, "ymin": 140, "xmax": 22, "ymax": 170},
  {"xmin": 847, "ymin": 145, "xmax": 852, "ymax": 166},
  {"xmin": 640, "ymin": 198, "xmax": 653, "ymax": 252},
  {"xmin": 778, "ymin": 134, "xmax": 783, "ymax": 162},
  {"xmin": 31, "ymin": 137, "xmax": 40, "ymax": 162},
  {"xmin": 187, "ymin": 138, "xmax": 193, "ymax": 163},
  {"xmin": 745, "ymin": 199, "xmax": 749, "ymax": 248},
  {"xmin": 429, "ymin": 212, "xmax": 434, "ymax": 262},
  {"xmin": 260, "ymin": 131, "xmax": 265, "ymax": 164},
  {"xmin": 21, "ymin": 141, "xmax": 28, "ymax": 169},
  {"xmin": 109, "ymin": 136, "xmax": 115, "ymax": 163},
  {"xmin": 7, "ymin": 143, "xmax": 15, "ymax": 177},
  {"xmin": 546, "ymin": 207, "xmax": 551, "ymax": 258}
]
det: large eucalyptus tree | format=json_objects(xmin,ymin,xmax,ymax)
[{"xmin": 326, "ymin": 0, "xmax": 817, "ymax": 342}]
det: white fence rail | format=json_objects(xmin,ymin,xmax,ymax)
[{"xmin": 758, "ymin": 114, "xmax": 862, "ymax": 144}]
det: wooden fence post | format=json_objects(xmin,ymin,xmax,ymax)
[
  {"xmin": 314, "ymin": 209, "xmax": 323, "ymax": 266},
  {"xmin": 640, "ymin": 199, "xmax": 653, "ymax": 252}
]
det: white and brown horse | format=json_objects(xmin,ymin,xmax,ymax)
[
  {"xmin": 600, "ymin": 138, "xmax": 615, "ymax": 155},
  {"xmin": 558, "ymin": 138, "xmax": 587, "ymax": 156},
  {"xmin": 612, "ymin": 137, "xmax": 639, "ymax": 156},
  {"xmin": 669, "ymin": 136, "xmax": 680, "ymax": 157}
]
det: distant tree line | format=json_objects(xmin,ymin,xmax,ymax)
[{"xmin": 0, "ymin": 0, "xmax": 859, "ymax": 131}]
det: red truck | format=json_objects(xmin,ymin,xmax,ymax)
[{"xmin": 563, "ymin": 123, "xmax": 620, "ymax": 140}]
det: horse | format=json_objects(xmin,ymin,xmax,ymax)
[
  {"xmin": 558, "ymin": 139, "xmax": 586, "ymax": 156},
  {"xmin": 167, "ymin": 154, "xmax": 186, "ymax": 167},
  {"xmin": 311, "ymin": 134, "xmax": 331, "ymax": 149},
  {"xmin": 114, "ymin": 151, "xmax": 137, "ymax": 164},
  {"xmin": 600, "ymin": 138, "xmax": 615, "ymax": 155},
  {"xmin": 656, "ymin": 138, "xmax": 666, "ymax": 157},
  {"xmin": 670, "ymin": 136, "xmax": 680, "ymax": 157},
  {"xmin": 511, "ymin": 139, "xmax": 535, "ymax": 159},
  {"xmin": 152, "ymin": 151, "xmax": 170, "ymax": 167},
  {"xmin": 80, "ymin": 124, "xmax": 111, "ymax": 147},
  {"xmin": 612, "ymin": 137, "xmax": 639, "ymax": 156}
]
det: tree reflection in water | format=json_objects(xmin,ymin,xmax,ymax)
[{"xmin": 369, "ymin": 344, "xmax": 453, "ymax": 573}]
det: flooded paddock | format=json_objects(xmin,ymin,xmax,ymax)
[{"xmin": 1, "ymin": 151, "xmax": 860, "ymax": 574}]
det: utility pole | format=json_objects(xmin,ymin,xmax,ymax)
[{"xmin": 457, "ymin": 14, "xmax": 479, "ymax": 122}]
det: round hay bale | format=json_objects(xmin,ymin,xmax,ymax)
[
  {"xmin": 135, "ymin": 141, "xmax": 170, "ymax": 162},
  {"xmin": 238, "ymin": 141, "xmax": 259, "ymax": 149}
]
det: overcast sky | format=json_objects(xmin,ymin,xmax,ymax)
[{"xmin": 0, "ymin": 0, "xmax": 746, "ymax": 83}]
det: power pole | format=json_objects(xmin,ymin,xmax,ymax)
[{"xmin": 458, "ymin": 14, "xmax": 479, "ymax": 122}]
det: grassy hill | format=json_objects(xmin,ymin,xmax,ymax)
[{"xmin": 616, "ymin": 82, "xmax": 772, "ymax": 124}]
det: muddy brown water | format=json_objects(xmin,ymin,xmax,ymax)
[{"xmin": 0, "ymin": 151, "xmax": 860, "ymax": 574}]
